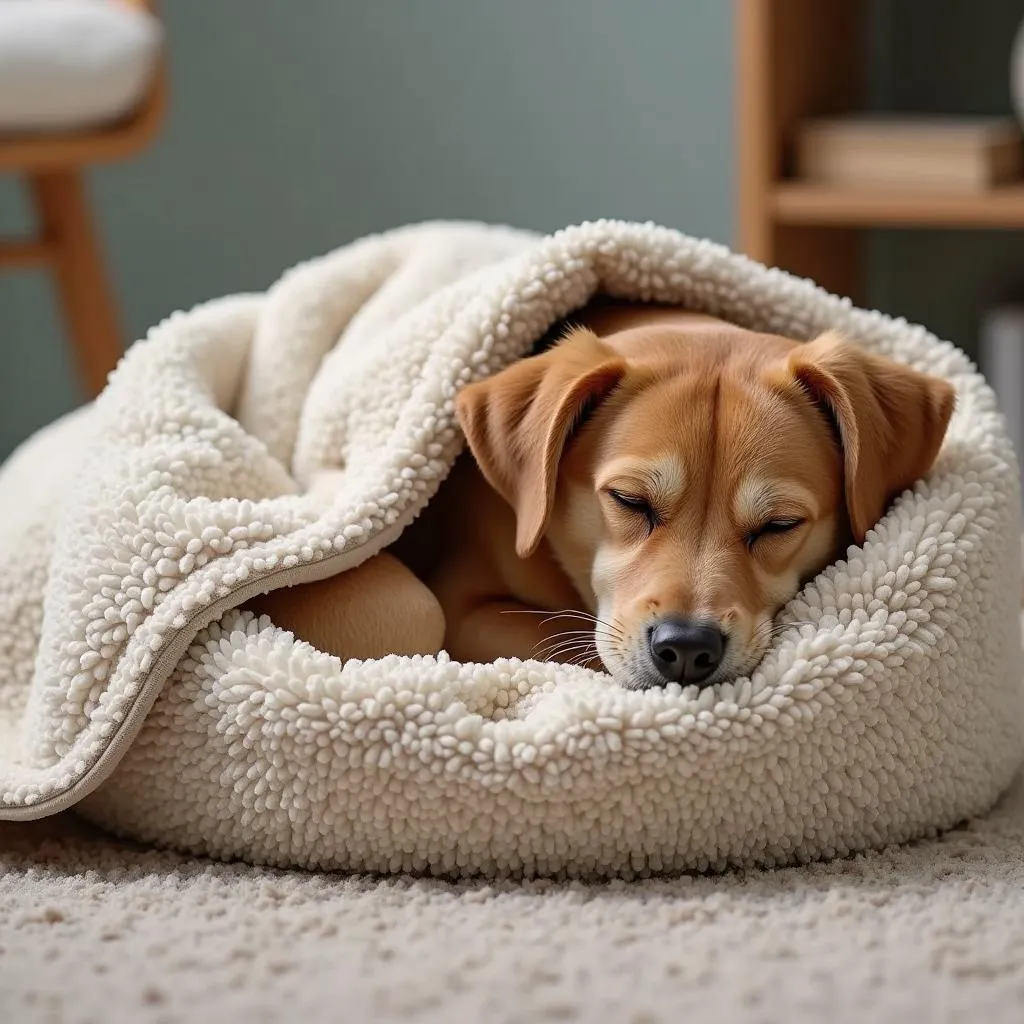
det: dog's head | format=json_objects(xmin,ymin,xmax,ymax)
[{"xmin": 456, "ymin": 317, "xmax": 955, "ymax": 689}]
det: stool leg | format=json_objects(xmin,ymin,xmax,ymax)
[{"xmin": 29, "ymin": 169, "xmax": 123, "ymax": 398}]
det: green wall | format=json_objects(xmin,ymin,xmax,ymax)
[
  {"xmin": 6, "ymin": 0, "xmax": 1022, "ymax": 463},
  {"xmin": 0, "ymin": 0, "xmax": 733, "ymax": 459}
]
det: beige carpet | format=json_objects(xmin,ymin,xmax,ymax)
[{"xmin": 3, "ymin": 778, "xmax": 1024, "ymax": 1024}]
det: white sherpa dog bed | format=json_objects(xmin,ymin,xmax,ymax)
[{"xmin": 1, "ymin": 220, "xmax": 1022, "ymax": 878}]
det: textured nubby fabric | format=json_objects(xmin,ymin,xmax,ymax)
[
  {"xmin": 0, "ymin": 220, "xmax": 1021, "ymax": 878},
  {"xmin": 6, "ymin": 787, "xmax": 1024, "ymax": 1024}
]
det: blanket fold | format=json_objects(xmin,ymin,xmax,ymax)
[{"xmin": 0, "ymin": 219, "xmax": 1021, "ymax": 879}]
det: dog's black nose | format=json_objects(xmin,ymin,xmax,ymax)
[{"xmin": 648, "ymin": 619, "xmax": 725, "ymax": 686}]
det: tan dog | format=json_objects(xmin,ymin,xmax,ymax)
[{"xmin": 249, "ymin": 300, "xmax": 954, "ymax": 690}]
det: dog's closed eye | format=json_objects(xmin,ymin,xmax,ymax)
[
  {"xmin": 745, "ymin": 518, "xmax": 806, "ymax": 549},
  {"xmin": 607, "ymin": 489, "xmax": 660, "ymax": 530}
]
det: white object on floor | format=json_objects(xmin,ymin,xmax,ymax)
[
  {"xmin": 981, "ymin": 306, "xmax": 1024, "ymax": 501},
  {"xmin": 0, "ymin": 0, "xmax": 162, "ymax": 133},
  {"xmin": 0, "ymin": 220, "xmax": 1021, "ymax": 879},
  {"xmin": 1012, "ymin": 14, "xmax": 1024, "ymax": 131}
]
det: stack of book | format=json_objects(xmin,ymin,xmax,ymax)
[{"xmin": 794, "ymin": 116, "xmax": 1024, "ymax": 192}]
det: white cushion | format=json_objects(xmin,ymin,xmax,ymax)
[
  {"xmin": 0, "ymin": 0, "xmax": 161, "ymax": 134},
  {"xmin": 0, "ymin": 221, "xmax": 1021, "ymax": 879}
]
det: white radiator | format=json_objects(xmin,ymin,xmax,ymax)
[{"xmin": 980, "ymin": 306, "xmax": 1024, "ymax": 498}]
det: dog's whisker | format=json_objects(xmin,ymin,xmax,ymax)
[
  {"xmin": 541, "ymin": 609, "xmax": 602, "ymax": 623},
  {"xmin": 559, "ymin": 642, "xmax": 599, "ymax": 656},
  {"xmin": 502, "ymin": 608, "xmax": 599, "ymax": 622},
  {"xmin": 558, "ymin": 644, "xmax": 601, "ymax": 665},
  {"xmin": 536, "ymin": 638, "xmax": 602, "ymax": 657},
  {"xmin": 537, "ymin": 609, "xmax": 621, "ymax": 632},
  {"xmin": 767, "ymin": 619, "xmax": 816, "ymax": 638},
  {"xmin": 534, "ymin": 631, "xmax": 596, "ymax": 648},
  {"xmin": 537, "ymin": 640, "xmax": 602, "ymax": 662},
  {"xmin": 534, "ymin": 629, "xmax": 592, "ymax": 645},
  {"xmin": 502, "ymin": 608, "xmax": 624, "ymax": 640},
  {"xmin": 532, "ymin": 628, "xmax": 620, "ymax": 657},
  {"xmin": 532, "ymin": 624, "xmax": 621, "ymax": 645},
  {"xmin": 743, "ymin": 614, "xmax": 813, "ymax": 663},
  {"xmin": 540, "ymin": 613, "xmax": 623, "ymax": 637}
]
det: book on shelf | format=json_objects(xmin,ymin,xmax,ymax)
[{"xmin": 794, "ymin": 116, "xmax": 1024, "ymax": 192}]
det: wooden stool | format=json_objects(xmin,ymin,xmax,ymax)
[{"xmin": 0, "ymin": 0, "xmax": 165, "ymax": 398}]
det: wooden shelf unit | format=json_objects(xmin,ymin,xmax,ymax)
[
  {"xmin": 736, "ymin": 0, "xmax": 1024, "ymax": 301},
  {"xmin": 772, "ymin": 182, "xmax": 1024, "ymax": 229}
]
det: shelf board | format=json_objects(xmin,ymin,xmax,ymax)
[
  {"xmin": 0, "ymin": 239, "xmax": 52, "ymax": 269},
  {"xmin": 772, "ymin": 181, "xmax": 1024, "ymax": 228}
]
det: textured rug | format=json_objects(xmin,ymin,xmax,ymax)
[{"xmin": 3, "ymin": 774, "xmax": 1024, "ymax": 1024}]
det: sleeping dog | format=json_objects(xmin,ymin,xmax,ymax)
[{"xmin": 248, "ymin": 299, "xmax": 954, "ymax": 690}]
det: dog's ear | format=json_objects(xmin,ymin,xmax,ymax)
[
  {"xmin": 456, "ymin": 327, "xmax": 625, "ymax": 557},
  {"xmin": 788, "ymin": 330, "xmax": 955, "ymax": 543}
]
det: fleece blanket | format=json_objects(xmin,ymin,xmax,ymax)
[{"xmin": 0, "ymin": 220, "xmax": 1021, "ymax": 878}]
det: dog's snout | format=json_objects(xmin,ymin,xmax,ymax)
[{"xmin": 648, "ymin": 619, "xmax": 725, "ymax": 686}]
